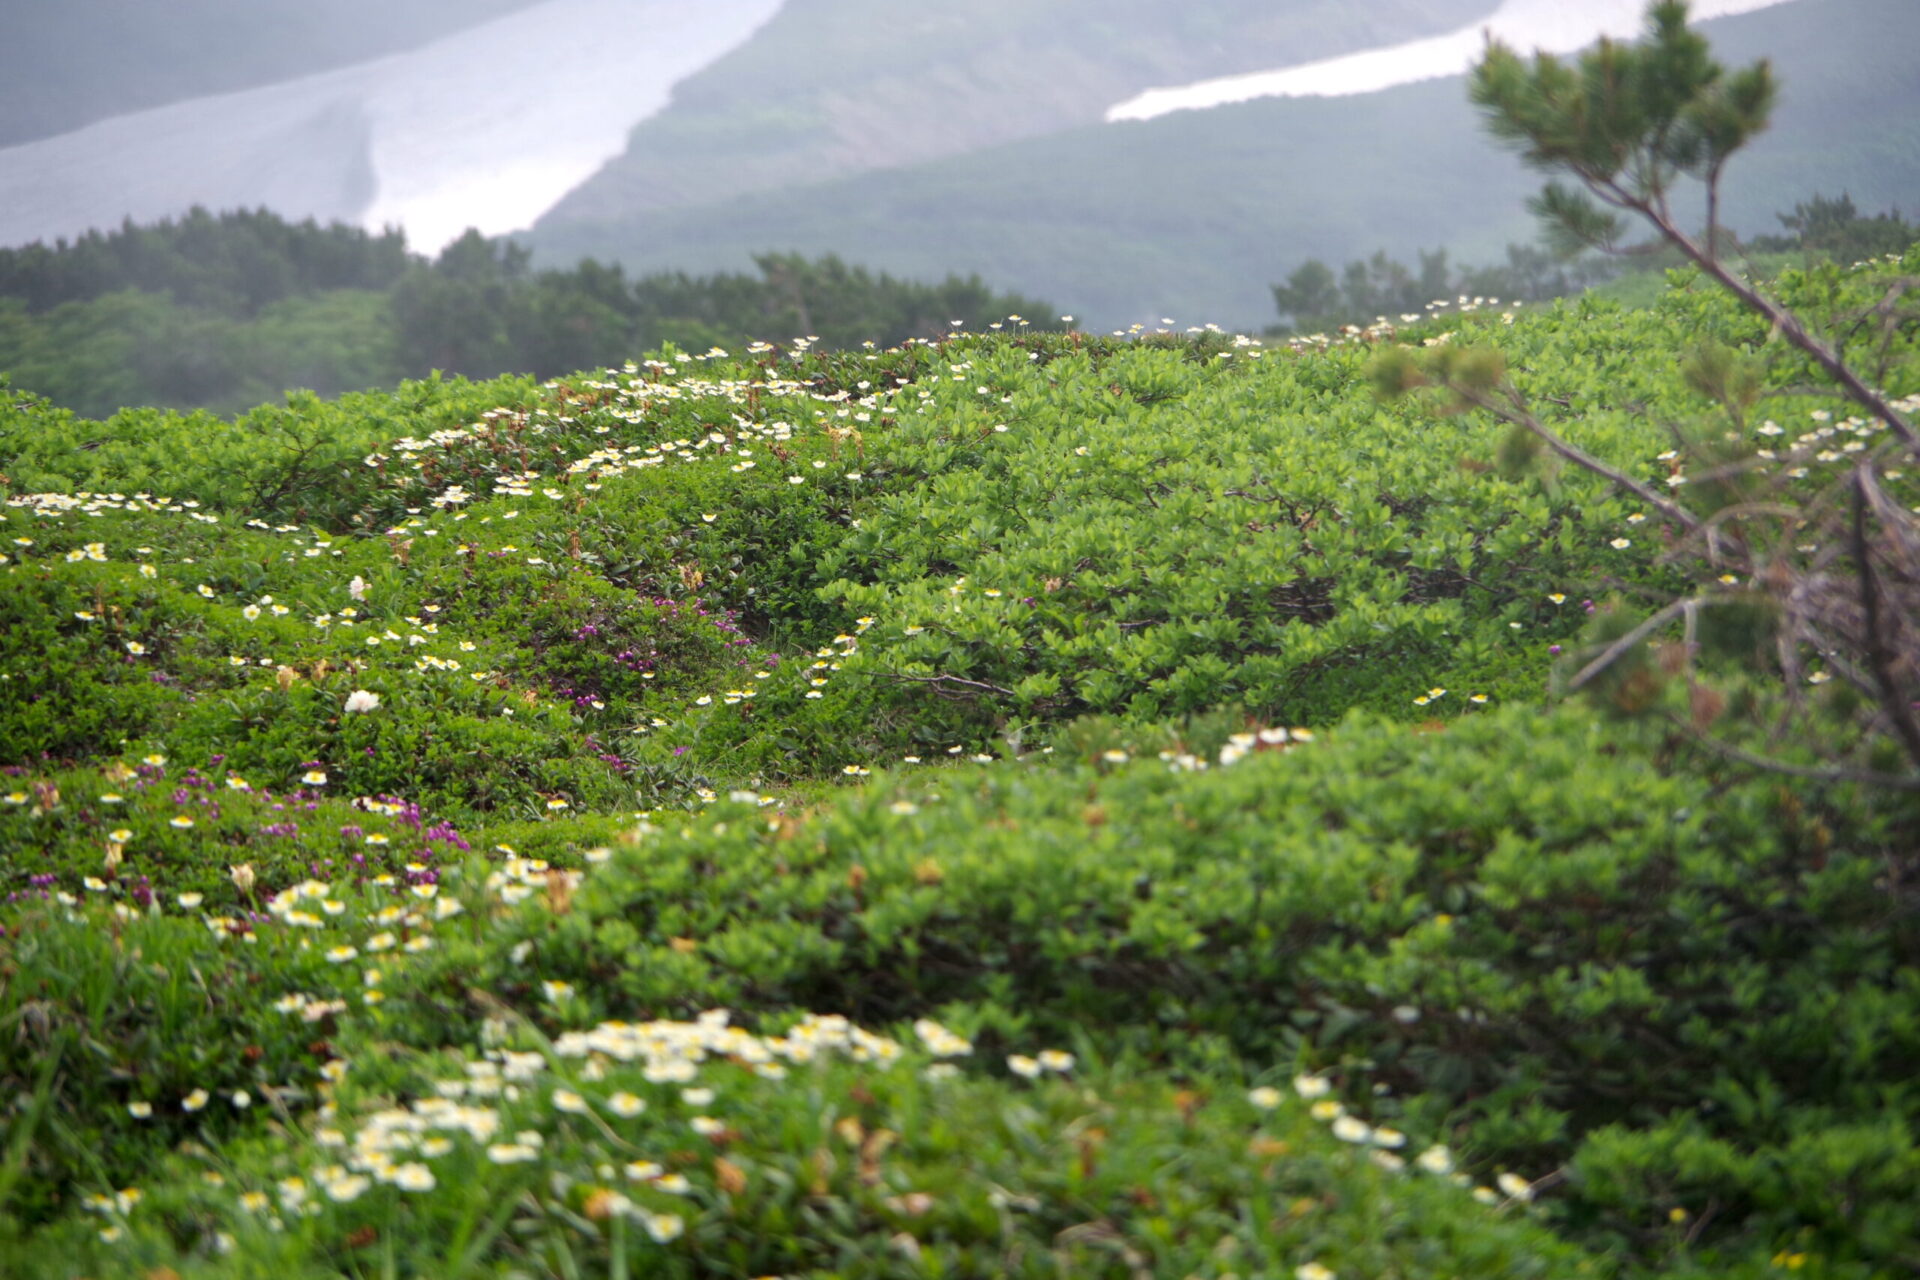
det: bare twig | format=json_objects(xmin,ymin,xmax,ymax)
[
  {"xmin": 1850, "ymin": 466, "xmax": 1920, "ymax": 769},
  {"xmin": 1566, "ymin": 597, "xmax": 1702, "ymax": 691},
  {"xmin": 1451, "ymin": 383, "xmax": 1703, "ymax": 531},
  {"xmin": 1612, "ymin": 183, "xmax": 1919, "ymax": 454},
  {"xmin": 1662, "ymin": 714, "xmax": 1920, "ymax": 790},
  {"xmin": 868, "ymin": 672, "xmax": 1016, "ymax": 698}
]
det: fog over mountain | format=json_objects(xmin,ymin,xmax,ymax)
[
  {"xmin": 0, "ymin": 0, "xmax": 780, "ymax": 255},
  {"xmin": 0, "ymin": 0, "xmax": 546, "ymax": 148}
]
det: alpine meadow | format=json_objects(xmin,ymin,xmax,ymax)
[{"xmin": 2, "ymin": 4, "xmax": 1919, "ymax": 1278}]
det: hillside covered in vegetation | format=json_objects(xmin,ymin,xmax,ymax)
[{"xmin": 3, "ymin": 230, "xmax": 1919, "ymax": 1275}]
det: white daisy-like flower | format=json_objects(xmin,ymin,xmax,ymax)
[
  {"xmin": 389, "ymin": 1163, "xmax": 435, "ymax": 1192},
  {"xmin": 1331, "ymin": 1115, "xmax": 1372, "ymax": 1143}
]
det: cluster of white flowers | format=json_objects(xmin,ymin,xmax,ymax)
[{"xmin": 1267, "ymin": 1073, "xmax": 1535, "ymax": 1201}]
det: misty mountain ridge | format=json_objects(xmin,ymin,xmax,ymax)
[
  {"xmin": 3, "ymin": 0, "xmax": 1917, "ymax": 328},
  {"xmin": 525, "ymin": 0, "xmax": 1920, "ymax": 327}
]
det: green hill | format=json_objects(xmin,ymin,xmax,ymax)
[
  {"xmin": 3, "ymin": 235, "xmax": 1919, "ymax": 1274},
  {"xmin": 527, "ymin": 0, "xmax": 1920, "ymax": 329}
]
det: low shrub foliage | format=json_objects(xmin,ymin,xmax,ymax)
[{"xmin": 3, "ymin": 234, "xmax": 1918, "ymax": 1275}]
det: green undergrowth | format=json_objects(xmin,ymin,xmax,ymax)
[
  {"xmin": 5, "ymin": 251, "xmax": 1920, "ymax": 1276},
  {"xmin": 3, "ymin": 291, "xmax": 1742, "ymax": 804},
  {"xmin": 5, "ymin": 709, "xmax": 1917, "ymax": 1274}
]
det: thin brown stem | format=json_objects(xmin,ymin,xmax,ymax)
[
  {"xmin": 869, "ymin": 672, "xmax": 1016, "ymax": 698},
  {"xmin": 1566, "ymin": 597, "xmax": 1702, "ymax": 691},
  {"xmin": 1664, "ymin": 714, "xmax": 1920, "ymax": 790},
  {"xmin": 1615, "ymin": 186, "xmax": 1920, "ymax": 453},
  {"xmin": 1452, "ymin": 383, "xmax": 1703, "ymax": 531},
  {"xmin": 1851, "ymin": 466, "xmax": 1920, "ymax": 770}
]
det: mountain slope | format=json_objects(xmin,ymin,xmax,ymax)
[
  {"xmin": 535, "ymin": 0, "xmax": 1497, "ymax": 227},
  {"xmin": 525, "ymin": 0, "xmax": 1920, "ymax": 329}
]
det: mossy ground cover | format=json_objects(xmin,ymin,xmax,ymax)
[{"xmin": 3, "ymin": 251, "xmax": 1919, "ymax": 1276}]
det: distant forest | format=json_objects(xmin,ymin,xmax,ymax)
[
  {"xmin": 1268, "ymin": 192, "xmax": 1919, "ymax": 335},
  {"xmin": 0, "ymin": 208, "xmax": 1053, "ymax": 418},
  {"xmin": 1, "ymin": 195, "xmax": 1911, "ymax": 418}
]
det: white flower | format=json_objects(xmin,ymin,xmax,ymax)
[
  {"xmin": 1331, "ymin": 1115, "xmax": 1372, "ymax": 1143},
  {"xmin": 326, "ymin": 1174, "xmax": 370, "ymax": 1202},
  {"xmin": 1248, "ymin": 1086, "xmax": 1283, "ymax": 1111},
  {"xmin": 1292, "ymin": 1073, "xmax": 1331, "ymax": 1099},
  {"xmin": 389, "ymin": 1163, "xmax": 435, "ymax": 1192},
  {"xmin": 487, "ymin": 1143, "xmax": 539, "ymax": 1164},
  {"xmin": 344, "ymin": 690, "xmax": 380, "ymax": 714},
  {"xmin": 349, "ymin": 576, "xmax": 368, "ymax": 601}
]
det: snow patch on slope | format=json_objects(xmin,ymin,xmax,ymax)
[
  {"xmin": 0, "ymin": 0, "xmax": 783, "ymax": 254},
  {"xmin": 1106, "ymin": 0, "xmax": 1798, "ymax": 123}
]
